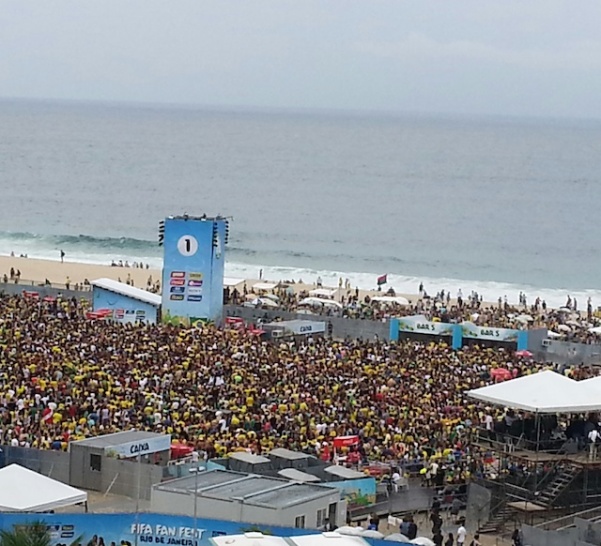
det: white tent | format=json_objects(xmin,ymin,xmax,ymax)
[
  {"xmin": 467, "ymin": 370, "xmax": 601, "ymax": 413},
  {"xmin": 308, "ymin": 288, "xmax": 337, "ymax": 298},
  {"xmin": 299, "ymin": 297, "xmax": 343, "ymax": 309},
  {"xmin": 252, "ymin": 282, "xmax": 277, "ymax": 291},
  {"xmin": 371, "ymin": 296, "xmax": 410, "ymax": 306},
  {"xmin": 224, "ymin": 277, "xmax": 244, "ymax": 287},
  {"xmin": 0, "ymin": 464, "xmax": 87, "ymax": 512}
]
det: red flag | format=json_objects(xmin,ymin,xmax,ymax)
[{"xmin": 377, "ymin": 274, "xmax": 387, "ymax": 285}]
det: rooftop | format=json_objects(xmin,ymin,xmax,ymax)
[
  {"xmin": 269, "ymin": 448, "xmax": 312, "ymax": 461},
  {"xmin": 155, "ymin": 469, "xmax": 336, "ymax": 509},
  {"xmin": 91, "ymin": 278, "xmax": 162, "ymax": 307},
  {"xmin": 71, "ymin": 430, "xmax": 168, "ymax": 448},
  {"xmin": 324, "ymin": 466, "xmax": 366, "ymax": 480},
  {"xmin": 230, "ymin": 452, "xmax": 271, "ymax": 465},
  {"xmin": 277, "ymin": 469, "xmax": 321, "ymax": 483}
]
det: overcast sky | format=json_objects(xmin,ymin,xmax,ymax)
[{"xmin": 1, "ymin": 0, "xmax": 601, "ymax": 118}]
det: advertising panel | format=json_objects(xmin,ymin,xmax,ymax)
[
  {"xmin": 161, "ymin": 218, "xmax": 213, "ymax": 326},
  {"xmin": 461, "ymin": 321, "xmax": 520, "ymax": 342},
  {"xmin": 397, "ymin": 316, "xmax": 456, "ymax": 337},
  {"xmin": 106, "ymin": 435, "xmax": 172, "ymax": 458},
  {"xmin": 0, "ymin": 513, "xmax": 404, "ymax": 546}
]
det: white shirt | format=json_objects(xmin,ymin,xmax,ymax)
[
  {"xmin": 589, "ymin": 429, "xmax": 599, "ymax": 443},
  {"xmin": 484, "ymin": 414, "xmax": 494, "ymax": 431},
  {"xmin": 457, "ymin": 525, "xmax": 467, "ymax": 543}
]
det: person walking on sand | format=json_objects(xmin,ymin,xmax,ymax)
[{"xmin": 60, "ymin": 250, "xmax": 65, "ymax": 263}]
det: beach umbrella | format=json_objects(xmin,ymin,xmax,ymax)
[
  {"xmin": 515, "ymin": 314, "xmax": 534, "ymax": 323},
  {"xmin": 362, "ymin": 530, "xmax": 384, "ymax": 539},
  {"xmin": 557, "ymin": 324, "xmax": 572, "ymax": 332},
  {"xmin": 515, "ymin": 350, "xmax": 533, "ymax": 358},
  {"xmin": 547, "ymin": 330, "xmax": 562, "ymax": 338},
  {"xmin": 411, "ymin": 538, "xmax": 435, "ymax": 546},
  {"xmin": 385, "ymin": 534, "xmax": 411, "ymax": 542},
  {"xmin": 566, "ymin": 319, "xmax": 583, "ymax": 327},
  {"xmin": 588, "ymin": 326, "xmax": 601, "ymax": 334}
]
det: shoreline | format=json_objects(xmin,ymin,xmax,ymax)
[{"xmin": 0, "ymin": 253, "xmax": 597, "ymax": 315}]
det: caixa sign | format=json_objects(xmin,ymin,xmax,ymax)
[
  {"xmin": 130, "ymin": 442, "xmax": 150, "ymax": 455},
  {"xmin": 108, "ymin": 434, "xmax": 172, "ymax": 458}
]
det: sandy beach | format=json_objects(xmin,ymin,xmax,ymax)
[{"xmin": 0, "ymin": 255, "xmax": 411, "ymax": 303}]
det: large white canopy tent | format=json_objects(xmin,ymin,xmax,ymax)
[
  {"xmin": 0, "ymin": 464, "xmax": 87, "ymax": 512},
  {"xmin": 467, "ymin": 370, "xmax": 601, "ymax": 414}
]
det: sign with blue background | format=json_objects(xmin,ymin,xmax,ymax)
[
  {"xmin": 0, "ymin": 514, "xmax": 409, "ymax": 546},
  {"xmin": 161, "ymin": 217, "xmax": 225, "ymax": 325}
]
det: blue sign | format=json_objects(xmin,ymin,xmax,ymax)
[
  {"xmin": 161, "ymin": 217, "xmax": 226, "ymax": 325},
  {"xmin": 0, "ymin": 513, "xmax": 407, "ymax": 546}
]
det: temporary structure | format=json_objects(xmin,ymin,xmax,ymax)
[
  {"xmin": 0, "ymin": 464, "xmax": 87, "ymax": 512},
  {"xmin": 371, "ymin": 296, "xmax": 410, "ymax": 306},
  {"xmin": 309, "ymin": 288, "xmax": 337, "ymax": 298},
  {"xmin": 467, "ymin": 370, "xmax": 601, "ymax": 413},
  {"xmin": 299, "ymin": 297, "xmax": 342, "ymax": 308}
]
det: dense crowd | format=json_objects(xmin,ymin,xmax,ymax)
[
  {"xmin": 226, "ymin": 281, "xmax": 601, "ymax": 344},
  {"xmin": 3, "ymin": 292, "xmax": 595, "ymax": 484}
]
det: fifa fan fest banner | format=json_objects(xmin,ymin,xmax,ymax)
[
  {"xmin": 390, "ymin": 316, "xmax": 528, "ymax": 350},
  {"xmin": 0, "ymin": 514, "xmax": 311, "ymax": 546},
  {"xmin": 0, "ymin": 514, "xmax": 403, "ymax": 546}
]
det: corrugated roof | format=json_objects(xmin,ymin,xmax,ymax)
[
  {"xmin": 230, "ymin": 452, "xmax": 271, "ymax": 465},
  {"xmin": 154, "ymin": 470, "xmax": 337, "ymax": 509},
  {"xmin": 248, "ymin": 483, "xmax": 334, "ymax": 509},
  {"xmin": 92, "ymin": 278, "xmax": 162, "ymax": 306},
  {"xmin": 269, "ymin": 448, "xmax": 312, "ymax": 461},
  {"xmin": 277, "ymin": 468, "xmax": 321, "ymax": 483}
]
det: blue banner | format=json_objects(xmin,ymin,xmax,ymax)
[
  {"xmin": 0, "ymin": 513, "xmax": 408, "ymax": 546},
  {"xmin": 161, "ymin": 218, "xmax": 218, "ymax": 325}
]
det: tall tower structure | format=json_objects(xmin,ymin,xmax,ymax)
[{"xmin": 159, "ymin": 215, "xmax": 228, "ymax": 325}]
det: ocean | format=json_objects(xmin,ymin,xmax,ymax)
[{"xmin": 0, "ymin": 98, "xmax": 600, "ymax": 308}]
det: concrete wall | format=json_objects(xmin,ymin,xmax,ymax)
[
  {"xmin": 537, "ymin": 339, "xmax": 601, "ymax": 366},
  {"xmin": 0, "ymin": 282, "xmax": 91, "ymax": 300},
  {"xmin": 101, "ymin": 457, "xmax": 163, "ymax": 501},
  {"xmin": 522, "ymin": 524, "xmax": 592, "ymax": 546},
  {"xmin": 224, "ymin": 305, "xmax": 389, "ymax": 341},
  {"xmin": 575, "ymin": 518, "xmax": 601, "ymax": 545},
  {"xmin": 0, "ymin": 445, "xmax": 71, "ymax": 483}
]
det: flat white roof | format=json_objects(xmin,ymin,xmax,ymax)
[
  {"xmin": 230, "ymin": 452, "xmax": 271, "ymax": 465},
  {"xmin": 92, "ymin": 278, "xmax": 162, "ymax": 307},
  {"xmin": 278, "ymin": 468, "xmax": 321, "ymax": 483},
  {"xmin": 269, "ymin": 448, "xmax": 312, "ymax": 461},
  {"xmin": 325, "ymin": 466, "xmax": 367, "ymax": 480}
]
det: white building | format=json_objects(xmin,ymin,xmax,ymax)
[{"xmin": 152, "ymin": 469, "xmax": 346, "ymax": 530}]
